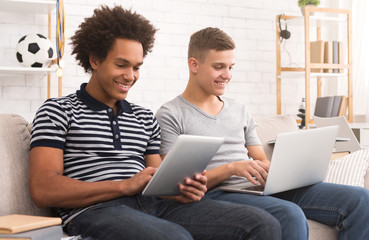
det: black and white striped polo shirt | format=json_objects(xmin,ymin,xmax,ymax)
[{"xmin": 30, "ymin": 83, "xmax": 160, "ymax": 224}]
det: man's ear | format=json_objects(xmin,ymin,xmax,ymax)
[
  {"xmin": 89, "ymin": 55, "xmax": 99, "ymax": 70},
  {"xmin": 188, "ymin": 57, "xmax": 199, "ymax": 74}
]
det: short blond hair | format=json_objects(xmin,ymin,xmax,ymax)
[{"xmin": 188, "ymin": 27, "xmax": 235, "ymax": 62}]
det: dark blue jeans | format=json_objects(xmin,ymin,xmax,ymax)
[
  {"xmin": 206, "ymin": 182, "xmax": 369, "ymax": 240},
  {"xmin": 65, "ymin": 195, "xmax": 281, "ymax": 240}
]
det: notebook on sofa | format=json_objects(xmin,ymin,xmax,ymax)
[
  {"xmin": 0, "ymin": 214, "xmax": 61, "ymax": 234},
  {"xmin": 220, "ymin": 126, "xmax": 338, "ymax": 195}
]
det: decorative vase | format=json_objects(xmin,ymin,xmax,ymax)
[{"xmin": 300, "ymin": 5, "xmax": 317, "ymax": 16}]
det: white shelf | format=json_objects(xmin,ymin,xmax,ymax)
[
  {"xmin": 350, "ymin": 123, "xmax": 369, "ymax": 129},
  {"xmin": 281, "ymin": 71, "xmax": 348, "ymax": 78},
  {"xmin": 310, "ymin": 72, "xmax": 347, "ymax": 77},
  {"xmin": 0, "ymin": 0, "xmax": 58, "ymax": 75},
  {"xmin": 0, "ymin": 0, "xmax": 56, "ymax": 14},
  {"xmin": 0, "ymin": 0, "xmax": 61, "ymax": 97},
  {"xmin": 0, "ymin": 66, "xmax": 57, "ymax": 75},
  {"xmin": 285, "ymin": 15, "xmax": 347, "ymax": 28}
]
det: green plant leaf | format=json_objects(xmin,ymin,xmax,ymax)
[{"xmin": 298, "ymin": 0, "xmax": 320, "ymax": 7}]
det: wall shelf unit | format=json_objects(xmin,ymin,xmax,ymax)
[
  {"xmin": 276, "ymin": 7, "xmax": 352, "ymax": 127},
  {"xmin": 0, "ymin": 66, "xmax": 57, "ymax": 75},
  {"xmin": 0, "ymin": 0, "xmax": 55, "ymax": 13},
  {"xmin": 0, "ymin": 0, "xmax": 62, "ymax": 97}
]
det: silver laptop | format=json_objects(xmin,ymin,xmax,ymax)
[
  {"xmin": 220, "ymin": 126, "xmax": 338, "ymax": 195},
  {"xmin": 313, "ymin": 116, "xmax": 361, "ymax": 153},
  {"xmin": 142, "ymin": 135, "xmax": 224, "ymax": 196}
]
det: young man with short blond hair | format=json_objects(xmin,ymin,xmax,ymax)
[{"xmin": 156, "ymin": 27, "xmax": 369, "ymax": 240}]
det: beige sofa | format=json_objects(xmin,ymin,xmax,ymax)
[{"xmin": 1, "ymin": 113, "xmax": 368, "ymax": 239}]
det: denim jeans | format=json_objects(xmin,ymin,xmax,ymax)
[
  {"xmin": 206, "ymin": 182, "xmax": 369, "ymax": 240},
  {"xmin": 65, "ymin": 194, "xmax": 282, "ymax": 240}
]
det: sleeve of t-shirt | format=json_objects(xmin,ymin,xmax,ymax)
[
  {"xmin": 30, "ymin": 98, "xmax": 69, "ymax": 150},
  {"xmin": 155, "ymin": 104, "xmax": 182, "ymax": 155},
  {"xmin": 244, "ymin": 109, "xmax": 262, "ymax": 146}
]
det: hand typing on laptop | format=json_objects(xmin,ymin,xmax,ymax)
[
  {"xmin": 229, "ymin": 159, "xmax": 269, "ymax": 186},
  {"xmin": 200, "ymin": 145, "xmax": 271, "ymax": 190}
]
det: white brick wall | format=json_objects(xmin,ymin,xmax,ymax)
[{"xmin": 0, "ymin": 0, "xmax": 337, "ymax": 122}]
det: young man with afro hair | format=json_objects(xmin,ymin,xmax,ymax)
[{"xmin": 29, "ymin": 5, "xmax": 282, "ymax": 240}]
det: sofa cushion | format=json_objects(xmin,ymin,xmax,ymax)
[
  {"xmin": 307, "ymin": 220, "xmax": 337, "ymax": 240},
  {"xmin": 255, "ymin": 115, "xmax": 298, "ymax": 160},
  {"xmin": 325, "ymin": 149, "xmax": 369, "ymax": 187},
  {"xmin": 0, "ymin": 114, "xmax": 52, "ymax": 217}
]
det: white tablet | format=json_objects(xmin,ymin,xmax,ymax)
[{"xmin": 142, "ymin": 135, "xmax": 224, "ymax": 196}]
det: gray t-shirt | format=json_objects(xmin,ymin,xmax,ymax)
[{"xmin": 156, "ymin": 95, "xmax": 261, "ymax": 187}]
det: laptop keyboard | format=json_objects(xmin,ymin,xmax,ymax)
[{"xmin": 242, "ymin": 185, "xmax": 264, "ymax": 191}]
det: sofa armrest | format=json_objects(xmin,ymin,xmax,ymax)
[{"xmin": 0, "ymin": 114, "xmax": 53, "ymax": 217}]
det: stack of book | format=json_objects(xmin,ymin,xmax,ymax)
[
  {"xmin": 310, "ymin": 40, "xmax": 344, "ymax": 73},
  {"xmin": 314, "ymin": 95, "xmax": 348, "ymax": 118},
  {"xmin": 0, "ymin": 214, "xmax": 62, "ymax": 240}
]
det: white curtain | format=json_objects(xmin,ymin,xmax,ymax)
[{"xmin": 351, "ymin": 0, "xmax": 369, "ymax": 121}]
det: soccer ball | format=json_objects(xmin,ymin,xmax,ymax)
[{"xmin": 16, "ymin": 33, "xmax": 54, "ymax": 68}]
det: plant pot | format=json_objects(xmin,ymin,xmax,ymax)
[{"xmin": 300, "ymin": 5, "xmax": 317, "ymax": 16}]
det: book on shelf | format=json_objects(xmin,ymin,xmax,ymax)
[
  {"xmin": 310, "ymin": 40, "xmax": 345, "ymax": 74},
  {"xmin": 0, "ymin": 214, "xmax": 61, "ymax": 234},
  {"xmin": 338, "ymin": 96, "xmax": 347, "ymax": 116},
  {"xmin": 330, "ymin": 95, "xmax": 342, "ymax": 117},
  {"xmin": 0, "ymin": 225, "xmax": 63, "ymax": 240},
  {"xmin": 338, "ymin": 41, "xmax": 344, "ymax": 73},
  {"xmin": 314, "ymin": 96, "xmax": 347, "ymax": 118},
  {"xmin": 323, "ymin": 41, "xmax": 333, "ymax": 73},
  {"xmin": 314, "ymin": 96, "xmax": 334, "ymax": 117},
  {"xmin": 310, "ymin": 40, "xmax": 324, "ymax": 73},
  {"xmin": 333, "ymin": 41, "xmax": 339, "ymax": 73},
  {"xmin": 322, "ymin": 40, "xmax": 344, "ymax": 73}
]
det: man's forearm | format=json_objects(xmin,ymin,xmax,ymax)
[
  {"xmin": 205, "ymin": 163, "xmax": 234, "ymax": 190},
  {"xmin": 29, "ymin": 174, "xmax": 129, "ymax": 208}
]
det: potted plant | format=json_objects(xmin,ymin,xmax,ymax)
[{"xmin": 298, "ymin": 0, "xmax": 320, "ymax": 15}]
